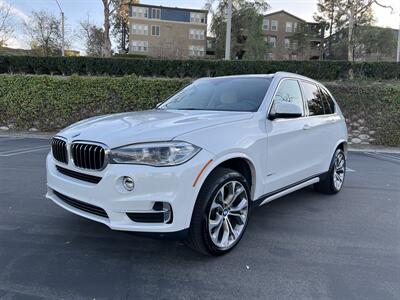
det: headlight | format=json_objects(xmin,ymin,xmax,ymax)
[{"xmin": 110, "ymin": 141, "xmax": 201, "ymax": 166}]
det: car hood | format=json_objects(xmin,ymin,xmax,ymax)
[{"xmin": 58, "ymin": 110, "xmax": 253, "ymax": 148}]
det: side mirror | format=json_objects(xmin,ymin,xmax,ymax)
[{"xmin": 269, "ymin": 101, "xmax": 302, "ymax": 120}]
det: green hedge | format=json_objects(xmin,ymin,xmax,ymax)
[
  {"xmin": 326, "ymin": 81, "xmax": 400, "ymax": 147},
  {"xmin": 0, "ymin": 75, "xmax": 189, "ymax": 131},
  {"xmin": 0, "ymin": 75, "xmax": 399, "ymax": 146},
  {"xmin": 0, "ymin": 56, "xmax": 399, "ymax": 80}
]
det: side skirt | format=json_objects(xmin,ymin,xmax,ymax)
[{"xmin": 253, "ymin": 173, "xmax": 327, "ymax": 207}]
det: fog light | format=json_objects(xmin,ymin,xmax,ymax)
[{"xmin": 123, "ymin": 176, "xmax": 135, "ymax": 191}]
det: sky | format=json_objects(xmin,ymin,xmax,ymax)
[{"xmin": 1, "ymin": 0, "xmax": 399, "ymax": 52}]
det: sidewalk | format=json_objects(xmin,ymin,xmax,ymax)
[{"xmin": 1, "ymin": 130, "xmax": 400, "ymax": 153}]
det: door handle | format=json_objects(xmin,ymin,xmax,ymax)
[{"xmin": 303, "ymin": 124, "xmax": 312, "ymax": 130}]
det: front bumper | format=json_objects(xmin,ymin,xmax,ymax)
[{"xmin": 46, "ymin": 149, "xmax": 214, "ymax": 233}]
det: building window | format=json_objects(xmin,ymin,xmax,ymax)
[
  {"xmin": 293, "ymin": 22, "xmax": 298, "ymax": 32},
  {"xmin": 268, "ymin": 36, "xmax": 276, "ymax": 48},
  {"xmin": 189, "ymin": 45, "xmax": 205, "ymax": 57},
  {"xmin": 189, "ymin": 29, "xmax": 205, "ymax": 40},
  {"xmin": 271, "ymin": 20, "xmax": 278, "ymax": 31},
  {"xmin": 151, "ymin": 25, "xmax": 160, "ymax": 36},
  {"xmin": 266, "ymin": 52, "xmax": 274, "ymax": 60},
  {"xmin": 263, "ymin": 18, "xmax": 269, "ymax": 30},
  {"xmin": 131, "ymin": 40, "xmax": 148, "ymax": 52},
  {"xmin": 286, "ymin": 22, "xmax": 293, "ymax": 32},
  {"xmin": 132, "ymin": 6, "xmax": 149, "ymax": 18},
  {"xmin": 284, "ymin": 38, "xmax": 290, "ymax": 49},
  {"xmin": 291, "ymin": 54, "xmax": 297, "ymax": 60},
  {"xmin": 190, "ymin": 12, "xmax": 206, "ymax": 24},
  {"xmin": 132, "ymin": 24, "xmax": 148, "ymax": 35},
  {"xmin": 292, "ymin": 40, "xmax": 298, "ymax": 49},
  {"xmin": 151, "ymin": 8, "xmax": 161, "ymax": 19}
]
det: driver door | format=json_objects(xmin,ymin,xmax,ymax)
[{"xmin": 265, "ymin": 78, "xmax": 313, "ymax": 194}]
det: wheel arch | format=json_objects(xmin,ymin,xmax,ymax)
[
  {"xmin": 335, "ymin": 140, "xmax": 348, "ymax": 159},
  {"xmin": 198, "ymin": 153, "xmax": 257, "ymax": 201}
]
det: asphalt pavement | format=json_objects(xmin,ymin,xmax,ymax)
[{"xmin": 0, "ymin": 136, "xmax": 399, "ymax": 300}]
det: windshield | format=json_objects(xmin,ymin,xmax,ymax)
[{"xmin": 159, "ymin": 77, "xmax": 272, "ymax": 112}]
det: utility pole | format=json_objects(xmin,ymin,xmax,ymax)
[
  {"xmin": 225, "ymin": 0, "xmax": 232, "ymax": 60},
  {"xmin": 397, "ymin": 12, "xmax": 400, "ymax": 62},
  {"xmin": 55, "ymin": 0, "xmax": 65, "ymax": 56}
]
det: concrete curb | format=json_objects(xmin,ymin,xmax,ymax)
[{"xmin": 1, "ymin": 131, "xmax": 399, "ymax": 153}]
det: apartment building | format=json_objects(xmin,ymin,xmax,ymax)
[
  {"xmin": 262, "ymin": 10, "xmax": 324, "ymax": 60},
  {"xmin": 128, "ymin": 3, "xmax": 208, "ymax": 59}
]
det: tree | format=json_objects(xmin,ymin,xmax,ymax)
[
  {"xmin": 80, "ymin": 17, "xmax": 104, "ymax": 57},
  {"xmin": 315, "ymin": 0, "xmax": 392, "ymax": 61},
  {"xmin": 314, "ymin": 0, "xmax": 343, "ymax": 58},
  {"xmin": 111, "ymin": 0, "xmax": 139, "ymax": 53},
  {"xmin": 0, "ymin": 2, "xmax": 14, "ymax": 47},
  {"xmin": 101, "ymin": 0, "xmax": 113, "ymax": 57},
  {"xmin": 101, "ymin": 0, "xmax": 134, "ymax": 57},
  {"xmin": 25, "ymin": 10, "xmax": 69, "ymax": 56},
  {"xmin": 353, "ymin": 26, "xmax": 396, "ymax": 60},
  {"xmin": 209, "ymin": 0, "xmax": 270, "ymax": 59}
]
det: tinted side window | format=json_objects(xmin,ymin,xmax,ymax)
[
  {"xmin": 320, "ymin": 87, "xmax": 335, "ymax": 114},
  {"xmin": 272, "ymin": 79, "xmax": 304, "ymax": 115},
  {"xmin": 301, "ymin": 81, "xmax": 324, "ymax": 116}
]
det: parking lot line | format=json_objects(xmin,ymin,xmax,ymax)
[{"xmin": 0, "ymin": 145, "xmax": 49, "ymax": 157}]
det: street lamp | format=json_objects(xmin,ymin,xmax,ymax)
[{"xmin": 55, "ymin": 0, "xmax": 65, "ymax": 57}]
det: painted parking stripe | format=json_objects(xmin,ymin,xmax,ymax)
[
  {"xmin": 346, "ymin": 168, "xmax": 356, "ymax": 172},
  {"xmin": 0, "ymin": 146, "xmax": 49, "ymax": 156},
  {"xmin": 0, "ymin": 145, "xmax": 50, "ymax": 155},
  {"xmin": 363, "ymin": 152, "xmax": 400, "ymax": 164}
]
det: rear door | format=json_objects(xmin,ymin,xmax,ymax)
[{"xmin": 300, "ymin": 81, "xmax": 339, "ymax": 174}]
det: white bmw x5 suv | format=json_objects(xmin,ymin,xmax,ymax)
[{"xmin": 46, "ymin": 72, "xmax": 347, "ymax": 255}]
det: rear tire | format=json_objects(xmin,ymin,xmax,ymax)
[
  {"xmin": 187, "ymin": 167, "xmax": 250, "ymax": 256},
  {"xmin": 314, "ymin": 148, "xmax": 346, "ymax": 194}
]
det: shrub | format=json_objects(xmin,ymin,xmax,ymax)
[
  {"xmin": 325, "ymin": 81, "xmax": 400, "ymax": 147},
  {"xmin": 0, "ymin": 75, "xmax": 189, "ymax": 131},
  {"xmin": 0, "ymin": 75, "xmax": 398, "ymax": 146},
  {"xmin": 0, "ymin": 56, "xmax": 399, "ymax": 80}
]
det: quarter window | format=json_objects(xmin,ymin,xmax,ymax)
[
  {"xmin": 320, "ymin": 87, "xmax": 336, "ymax": 114},
  {"xmin": 301, "ymin": 81, "xmax": 324, "ymax": 116},
  {"xmin": 272, "ymin": 79, "xmax": 304, "ymax": 115}
]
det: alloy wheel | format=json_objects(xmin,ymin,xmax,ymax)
[
  {"xmin": 333, "ymin": 152, "xmax": 345, "ymax": 190},
  {"xmin": 208, "ymin": 180, "xmax": 249, "ymax": 250}
]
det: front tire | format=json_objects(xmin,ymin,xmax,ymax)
[
  {"xmin": 187, "ymin": 168, "xmax": 250, "ymax": 256},
  {"xmin": 314, "ymin": 148, "xmax": 346, "ymax": 194}
]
